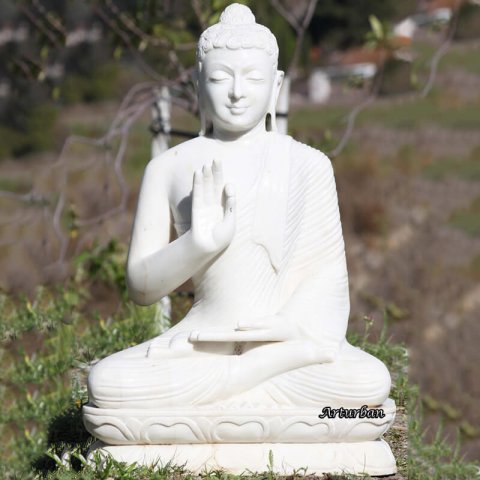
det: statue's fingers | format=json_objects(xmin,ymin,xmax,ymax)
[
  {"xmin": 237, "ymin": 315, "xmax": 276, "ymax": 331},
  {"xmin": 212, "ymin": 184, "xmax": 236, "ymax": 247},
  {"xmin": 236, "ymin": 323, "xmax": 268, "ymax": 331},
  {"xmin": 190, "ymin": 331, "xmax": 239, "ymax": 342},
  {"xmin": 192, "ymin": 169, "xmax": 203, "ymax": 211},
  {"xmin": 223, "ymin": 183, "xmax": 236, "ymax": 218},
  {"xmin": 232, "ymin": 330, "xmax": 287, "ymax": 342},
  {"xmin": 212, "ymin": 159, "xmax": 224, "ymax": 200},
  {"xmin": 202, "ymin": 163, "xmax": 214, "ymax": 205},
  {"xmin": 191, "ymin": 329, "xmax": 287, "ymax": 342},
  {"xmin": 188, "ymin": 331, "xmax": 200, "ymax": 342}
]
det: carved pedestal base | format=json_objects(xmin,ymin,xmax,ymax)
[
  {"xmin": 88, "ymin": 440, "xmax": 396, "ymax": 476},
  {"xmin": 84, "ymin": 400, "xmax": 397, "ymax": 475},
  {"xmin": 83, "ymin": 399, "xmax": 396, "ymax": 444}
]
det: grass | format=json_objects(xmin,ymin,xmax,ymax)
[
  {"xmin": 3, "ymin": 33, "xmax": 480, "ymax": 472},
  {"xmin": 361, "ymin": 96, "xmax": 480, "ymax": 130},
  {"xmin": 68, "ymin": 123, "xmax": 107, "ymax": 139},
  {"xmin": 289, "ymin": 105, "xmax": 351, "ymax": 134},
  {"xmin": 288, "ymin": 36, "xmax": 480, "ymax": 138},
  {"xmin": 449, "ymin": 195, "xmax": 480, "ymax": 236},
  {"xmin": 439, "ymin": 45, "xmax": 480, "ymax": 75},
  {"xmin": 124, "ymin": 109, "xmax": 200, "ymax": 180},
  {"xmin": 423, "ymin": 148, "xmax": 480, "ymax": 181},
  {"xmin": 0, "ymin": 242, "xmax": 478, "ymax": 479},
  {"xmin": 412, "ymin": 38, "xmax": 480, "ymax": 77},
  {"xmin": 0, "ymin": 177, "xmax": 33, "ymax": 193},
  {"xmin": 289, "ymin": 93, "xmax": 480, "ymax": 140},
  {"xmin": 465, "ymin": 254, "xmax": 480, "ymax": 281}
]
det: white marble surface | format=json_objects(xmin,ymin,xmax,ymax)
[
  {"xmin": 84, "ymin": 399, "xmax": 395, "ymax": 445},
  {"xmin": 88, "ymin": 440, "xmax": 397, "ymax": 476},
  {"xmin": 83, "ymin": 4, "xmax": 396, "ymax": 475}
]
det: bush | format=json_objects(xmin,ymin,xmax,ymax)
[
  {"xmin": 379, "ymin": 58, "xmax": 414, "ymax": 95},
  {"xmin": 455, "ymin": 3, "xmax": 480, "ymax": 41},
  {"xmin": 61, "ymin": 64, "xmax": 122, "ymax": 105},
  {"xmin": 0, "ymin": 80, "xmax": 58, "ymax": 159},
  {"xmin": 1, "ymin": 243, "xmax": 478, "ymax": 478}
]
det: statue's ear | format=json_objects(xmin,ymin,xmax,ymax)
[
  {"xmin": 275, "ymin": 70, "xmax": 285, "ymax": 97},
  {"xmin": 196, "ymin": 67, "xmax": 209, "ymax": 136},
  {"xmin": 193, "ymin": 68, "xmax": 199, "ymax": 88},
  {"xmin": 267, "ymin": 70, "xmax": 285, "ymax": 132}
]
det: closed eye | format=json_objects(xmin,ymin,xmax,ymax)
[
  {"xmin": 209, "ymin": 77, "xmax": 229, "ymax": 83},
  {"xmin": 247, "ymin": 76, "xmax": 264, "ymax": 82},
  {"xmin": 209, "ymin": 72, "xmax": 231, "ymax": 83},
  {"xmin": 245, "ymin": 69, "xmax": 265, "ymax": 82}
]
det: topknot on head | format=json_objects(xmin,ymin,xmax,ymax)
[
  {"xmin": 219, "ymin": 3, "xmax": 256, "ymax": 25},
  {"xmin": 197, "ymin": 3, "xmax": 278, "ymax": 65}
]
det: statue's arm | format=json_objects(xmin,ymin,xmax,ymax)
[
  {"xmin": 219, "ymin": 152, "xmax": 348, "ymax": 357},
  {"xmin": 280, "ymin": 264, "xmax": 349, "ymax": 361},
  {"xmin": 280, "ymin": 151, "xmax": 349, "ymax": 360},
  {"xmin": 191, "ymin": 150, "xmax": 348, "ymax": 360},
  {"xmin": 127, "ymin": 156, "xmax": 235, "ymax": 306},
  {"xmin": 126, "ymin": 158, "xmax": 197, "ymax": 305}
]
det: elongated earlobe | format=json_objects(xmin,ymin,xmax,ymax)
[
  {"xmin": 198, "ymin": 88, "xmax": 213, "ymax": 136},
  {"xmin": 199, "ymin": 101, "xmax": 207, "ymax": 136},
  {"xmin": 196, "ymin": 66, "xmax": 208, "ymax": 136},
  {"xmin": 266, "ymin": 70, "xmax": 284, "ymax": 132},
  {"xmin": 267, "ymin": 106, "xmax": 277, "ymax": 132}
]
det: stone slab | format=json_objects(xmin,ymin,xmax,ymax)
[
  {"xmin": 83, "ymin": 399, "xmax": 395, "ymax": 445},
  {"xmin": 88, "ymin": 439, "xmax": 397, "ymax": 476}
]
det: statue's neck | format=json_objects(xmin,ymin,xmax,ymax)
[{"xmin": 212, "ymin": 119, "xmax": 268, "ymax": 145}]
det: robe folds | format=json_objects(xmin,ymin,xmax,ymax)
[{"xmin": 88, "ymin": 133, "xmax": 391, "ymax": 410}]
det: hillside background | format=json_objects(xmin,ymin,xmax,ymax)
[{"xmin": 0, "ymin": 0, "xmax": 479, "ymax": 476}]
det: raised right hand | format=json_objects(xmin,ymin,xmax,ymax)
[{"xmin": 191, "ymin": 159, "xmax": 236, "ymax": 255}]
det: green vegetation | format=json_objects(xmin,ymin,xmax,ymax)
[
  {"xmin": 449, "ymin": 196, "xmax": 480, "ymax": 236},
  {"xmin": 61, "ymin": 65, "xmax": 123, "ymax": 106},
  {"xmin": 455, "ymin": 3, "xmax": 480, "ymax": 41},
  {"xmin": 0, "ymin": 104, "xmax": 58, "ymax": 158},
  {"xmin": 348, "ymin": 315, "xmax": 409, "ymax": 409},
  {"xmin": 2, "ymin": 1, "xmax": 480, "ymax": 478},
  {"xmin": 0, "ymin": 177, "xmax": 33, "ymax": 194},
  {"xmin": 290, "ymin": 106, "xmax": 351, "ymax": 135},
  {"xmin": 466, "ymin": 254, "xmax": 480, "ymax": 281},
  {"xmin": 0, "ymin": 242, "xmax": 478, "ymax": 478},
  {"xmin": 439, "ymin": 46, "xmax": 480, "ymax": 75},
  {"xmin": 360, "ymin": 96, "xmax": 480, "ymax": 130},
  {"xmin": 125, "ymin": 110, "xmax": 200, "ymax": 180},
  {"xmin": 290, "ymin": 92, "xmax": 479, "ymax": 139},
  {"xmin": 307, "ymin": 0, "xmax": 412, "ymax": 51},
  {"xmin": 409, "ymin": 415, "xmax": 480, "ymax": 480},
  {"xmin": 0, "ymin": 242, "xmax": 158, "ymax": 478},
  {"xmin": 411, "ymin": 40, "xmax": 480, "ymax": 81},
  {"xmin": 423, "ymin": 149, "xmax": 480, "ymax": 181}
]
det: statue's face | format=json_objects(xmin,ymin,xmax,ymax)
[{"xmin": 199, "ymin": 48, "xmax": 278, "ymax": 134}]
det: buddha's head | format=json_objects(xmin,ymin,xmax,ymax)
[{"xmin": 196, "ymin": 3, "xmax": 284, "ymax": 136}]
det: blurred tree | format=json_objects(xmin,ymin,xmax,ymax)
[
  {"xmin": 0, "ymin": 0, "xmax": 419, "ymax": 159},
  {"xmin": 454, "ymin": 2, "xmax": 480, "ymax": 40},
  {"xmin": 0, "ymin": 0, "xmax": 240, "ymax": 158},
  {"xmin": 308, "ymin": 0, "xmax": 417, "ymax": 53}
]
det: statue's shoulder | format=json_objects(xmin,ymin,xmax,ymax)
[
  {"xmin": 287, "ymin": 135, "xmax": 334, "ymax": 177},
  {"xmin": 146, "ymin": 136, "xmax": 208, "ymax": 175}
]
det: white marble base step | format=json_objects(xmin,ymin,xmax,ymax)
[
  {"xmin": 88, "ymin": 440, "xmax": 397, "ymax": 476},
  {"xmin": 83, "ymin": 398, "xmax": 396, "ymax": 445}
]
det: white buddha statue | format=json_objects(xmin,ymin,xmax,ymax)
[{"xmin": 84, "ymin": 4, "xmax": 396, "ymax": 475}]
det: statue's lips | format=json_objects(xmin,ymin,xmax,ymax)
[{"xmin": 227, "ymin": 105, "xmax": 249, "ymax": 115}]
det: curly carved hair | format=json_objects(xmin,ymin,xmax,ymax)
[{"xmin": 197, "ymin": 3, "xmax": 279, "ymax": 68}]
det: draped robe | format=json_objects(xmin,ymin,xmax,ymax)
[{"xmin": 88, "ymin": 133, "xmax": 391, "ymax": 411}]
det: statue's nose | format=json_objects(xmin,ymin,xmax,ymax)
[{"xmin": 229, "ymin": 75, "xmax": 245, "ymax": 101}]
